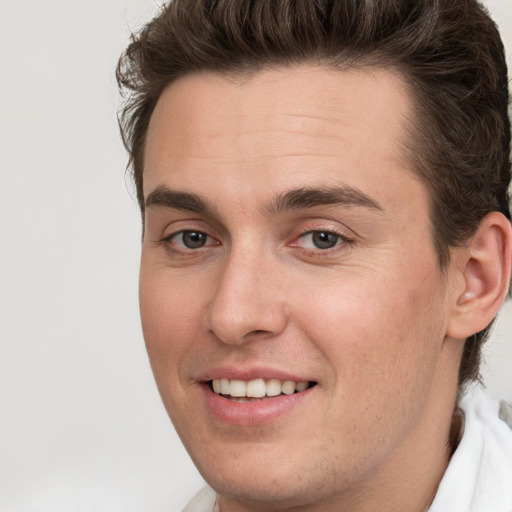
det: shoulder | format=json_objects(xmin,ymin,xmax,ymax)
[
  {"xmin": 499, "ymin": 399, "xmax": 512, "ymax": 429},
  {"xmin": 429, "ymin": 385, "xmax": 512, "ymax": 512},
  {"xmin": 182, "ymin": 486, "xmax": 217, "ymax": 512}
]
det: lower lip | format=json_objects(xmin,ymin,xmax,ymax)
[{"xmin": 200, "ymin": 383, "xmax": 314, "ymax": 426}]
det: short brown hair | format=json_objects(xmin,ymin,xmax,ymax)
[{"xmin": 117, "ymin": 0, "xmax": 511, "ymax": 386}]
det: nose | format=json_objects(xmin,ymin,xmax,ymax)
[{"xmin": 207, "ymin": 247, "xmax": 288, "ymax": 345}]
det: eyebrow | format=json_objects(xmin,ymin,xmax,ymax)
[
  {"xmin": 145, "ymin": 186, "xmax": 214, "ymax": 214},
  {"xmin": 144, "ymin": 184, "xmax": 383, "ymax": 216},
  {"xmin": 266, "ymin": 186, "xmax": 383, "ymax": 214}
]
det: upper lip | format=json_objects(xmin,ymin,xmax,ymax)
[{"xmin": 197, "ymin": 366, "xmax": 315, "ymax": 383}]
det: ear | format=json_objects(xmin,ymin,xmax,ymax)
[{"xmin": 447, "ymin": 212, "xmax": 512, "ymax": 340}]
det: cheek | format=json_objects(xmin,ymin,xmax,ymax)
[
  {"xmin": 295, "ymin": 270, "xmax": 446, "ymax": 393},
  {"xmin": 139, "ymin": 261, "xmax": 206, "ymax": 382},
  {"xmin": 295, "ymin": 275, "xmax": 447, "ymax": 451}
]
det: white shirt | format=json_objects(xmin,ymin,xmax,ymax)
[
  {"xmin": 182, "ymin": 386, "xmax": 512, "ymax": 512},
  {"xmin": 182, "ymin": 486, "xmax": 218, "ymax": 512},
  {"xmin": 429, "ymin": 385, "xmax": 512, "ymax": 511}
]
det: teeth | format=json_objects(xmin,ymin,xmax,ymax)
[
  {"xmin": 220, "ymin": 378, "xmax": 230, "ymax": 395},
  {"xmin": 296, "ymin": 381, "xmax": 308, "ymax": 392},
  {"xmin": 230, "ymin": 379, "xmax": 246, "ymax": 397},
  {"xmin": 266, "ymin": 379, "xmax": 282, "ymax": 397},
  {"xmin": 211, "ymin": 378, "xmax": 311, "ymax": 398},
  {"xmin": 281, "ymin": 380, "xmax": 296, "ymax": 395},
  {"xmin": 246, "ymin": 378, "xmax": 266, "ymax": 398}
]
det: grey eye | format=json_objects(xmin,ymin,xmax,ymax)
[
  {"xmin": 311, "ymin": 231, "xmax": 339, "ymax": 249},
  {"xmin": 181, "ymin": 230, "xmax": 208, "ymax": 249}
]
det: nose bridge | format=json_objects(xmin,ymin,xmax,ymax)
[{"xmin": 207, "ymin": 240, "xmax": 286, "ymax": 344}]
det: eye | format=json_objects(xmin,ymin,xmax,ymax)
[
  {"xmin": 298, "ymin": 230, "xmax": 344, "ymax": 250},
  {"xmin": 171, "ymin": 230, "xmax": 212, "ymax": 249}
]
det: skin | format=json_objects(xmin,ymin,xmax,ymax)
[{"xmin": 140, "ymin": 66, "xmax": 467, "ymax": 512}]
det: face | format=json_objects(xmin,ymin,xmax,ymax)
[{"xmin": 140, "ymin": 67, "xmax": 461, "ymax": 510}]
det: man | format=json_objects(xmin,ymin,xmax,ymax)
[{"xmin": 117, "ymin": 1, "xmax": 512, "ymax": 510}]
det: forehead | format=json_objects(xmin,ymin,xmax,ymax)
[{"xmin": 143, "ymin": 65, "xmax": 423, "ymax": 216}]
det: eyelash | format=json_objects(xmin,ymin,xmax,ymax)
[
  {"xmin": 158, "ymin": 227, "xmax": 354, "ymax": 257},
  {"xmin": 159, "ymin": 230, "xmax": 218, "ymax": 253},
  {"xmin": 290, "ymin": 229, "xmax": 354, "ymax": 257}
]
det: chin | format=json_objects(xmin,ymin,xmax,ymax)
[
  {"xmin": 187, "ymin": 440, "xmax": 345, "ymax": 510},
  {"xmin": 206, "ymin": 475, "xmax": 317, "ymax": 510}
]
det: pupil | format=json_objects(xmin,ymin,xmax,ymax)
[
  {"xmin": 183, "ymin": 231, "xmax": 206, "ymax": 249},
  {"xmin": 312, "ymin": 231, "xmax": 338, "ymax": 249}
]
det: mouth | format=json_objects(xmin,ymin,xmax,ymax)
[{"xmin": 208, "ymin": 378, "xmax": 317, "ymax": 402}]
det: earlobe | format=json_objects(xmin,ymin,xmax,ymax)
[{"xmin": 447, "ymin": 212, "xmax": 512, "ymax": 340}]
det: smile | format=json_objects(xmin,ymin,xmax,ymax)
[
  {"xmin": 200, "ymin": 372, "xmax": 318, "ymax": 425},
  {"xmin": 210, "ymin": 378, "xmax": 315, "ymax": 401}
]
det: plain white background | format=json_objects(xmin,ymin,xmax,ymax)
[{"xmin": 0, "ymin": 1, "xmax": 511, "ymax": 510}]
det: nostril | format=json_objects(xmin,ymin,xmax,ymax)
[{"xmin": 247, "ymin": 329, "xmax": 268, "ymax": 336}]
